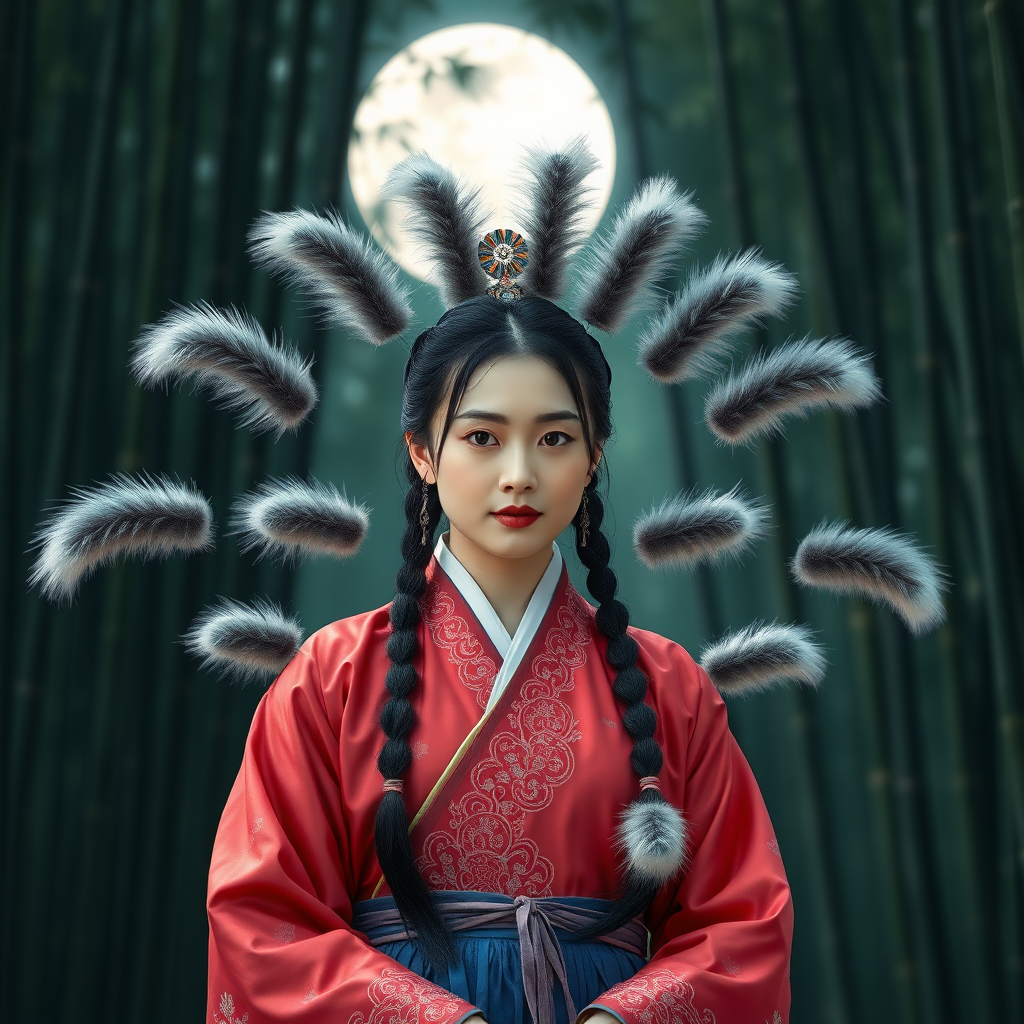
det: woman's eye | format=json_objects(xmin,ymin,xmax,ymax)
[
  {"xmin": 467, "ymin": 430, "xmax": 496, "ymax": 447},
  {"xmin": 541, "ymin": 431, "xmax": 571, "ymax": 447}
]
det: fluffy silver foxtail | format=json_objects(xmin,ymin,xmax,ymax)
[
  {"xmin": 130, "ymin": 301, "xmax": 318, "ymax": 435},
  {"xmin": 183, "ymin": 598, "xmax": 303, "ymax": 683},
  {"xmin": 615, "ymin": 795, "xmax": 690, "ymax": 884},
  {"xmin": 638, "ymin": 251, "xmax": 799, "ymax": 383},
  {"xmin": 247, "ymin": 208, "xmax": 412, "ymax": 345},
  {"xmin": 700, "ymin": 621, "xmax": 827, "ymax": 697},
  {"xmin": 514, "ymin": 136, "xmax": 599, "ymax": 300},
  {"xmin": 576, "ymin": 176, "xmax": 708, "ymax": 334},
  {"xmin": 231, "ymin": 477, "xmax": 369, "ymax": 564},
  {"xmin": 793, "ymin": 522, "xmax": 949, "ymax": 634},
  {"xmin": 381, "ymin": 153, "xmax": 490, "ymax": 307},
  {"xmin": 633, "ymin": 486, "xmax": 769, "ymax": 570},
  {"xmin": 704, "ymin": 336, "xmax": 882, "ymax": 445},
  {"xmin": 28, "ymin": 474, "xmax": 214, "ymax": 602}
]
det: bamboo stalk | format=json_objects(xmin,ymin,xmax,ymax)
[
  {"xmin": 51, "ymin": 0, "xmax": 145, "ymax": 1015},
  {"xmin": 751, "ymin": 2, "xmax": 916, "ymax": 1018},
  {"xmin": 929, "ymin": 0, "xmax": 1020, "ymax": 1013},
  {"xmin": 115, "ymin": 0, "xmax": 208, "ymax": 1000},
  {"xmin": 701, "ymin": 2, "xmax": 860, "ymax": 1020},
  {"xmin": 0, "ymin": 0, "xmax": 33, "ymax": 697},
  {"xmin": 0, "ymin": 20, "xmax": 35, "ymax": 1006},
  {"xmin": 984, "ymin": 0, "xmax": 1024, "ymax": 367},
  {"xmin": 842, "ymin": 1, "xmax": 995, "ymax": 1021},
  {"xmin": 149, "ymin": 0, "xmax": 277, "ymax": 1006},
  {"xmin": 901, "ymin": 0, "xmax": 1024, "ymax": 869},
  {"xmin": 998, "ymin": 758, "xmax": 1024, "ymax": 1022},
  {"xmin": 88, "ymin": 4, "xmax": 164, "ymax": 1017},
  {"xmin": 110, "ymin": 0, "xmax": 236, "ymax": 1004},
  {"xmin": 785, "ymin": 3, "xmax": 979, "ymax": 1022},
  {"xmin": 5, "ymin": 2, "xmax": 132, "ymax": 1019},
  {"xmin": 313, "ymin": 0, "xmax": 372, "ymax": 210},
  {"xmin": 928, "ymin": 1, "xmax": 1024, "ymax": 1015},
  {"xmin": 243, "ymin": 0, "xmax": 317, "ymax": 609},
  {"xmin": 4, "ymin": 1, "xmax": 89, "ymax": 1012},
  {"xmin": 281, "ymin": 0, "xmax": 374, "ymax": 570},
  {"xmin": 612, "ymin": 0, "xmax": 724, "ymax": 642}
]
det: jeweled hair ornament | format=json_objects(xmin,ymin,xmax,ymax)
[{"xmin": 479, "ymin": 228, "xmax": 529, "ymax": 301}]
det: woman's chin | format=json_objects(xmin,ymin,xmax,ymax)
[{"xmin": 451, "ymin": 521, "xmax": 562, "ymax": 562}]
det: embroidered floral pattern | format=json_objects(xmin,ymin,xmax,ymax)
[
  {"xmin": 767, "ymin": 837, "xmax": 781, "ymax": 857},
  {"xmin": 422, "ymin": 580, "xmax": 499, "ymax": 708},
  {"xmin": 600, "ymin": 969, "xmax": 717, "ymax": 1024},
  {"xmin": 248, "ymin": 817, "xmax": 264, "ymax": 849},
  {"xmin": 768, "ymin": 1012, "xmax": 784, "ymax": 1024},
  {"xmin": 417, "ymin": 589, "xmax": 592, "ymax": 896},
  {"xmin": 302, "ymin": 990, "xmax": 317, "ymax": 1004},
  {"xmin": 214, "ymin": 992, "xmax": 250, "ymax": 1024},
  {"xmin": 601, "ymin": 716, "xmax": 619, "ymax": 729},
  {"xmin": 345, "ymin": 968, "xmax": 465, "ymax": 1024},
  {"xmin": 721, "ymin": 956, "xmax": 741, "ymax": 976},
  {"xmin": 411, "ymin": 740, "xmax": 429, "ymax": 759},
  {"xmin": 273, "ymin": 922, "xmax": 295, "ymax": 943}
]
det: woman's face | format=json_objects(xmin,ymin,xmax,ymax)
[{"xmin": 408, "ymin": 355, "xmax": 599, "ymax": 565}]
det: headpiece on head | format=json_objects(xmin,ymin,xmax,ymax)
[{"xmin": 478, "ymin": 228, "xmax": 529, "ymax": 301}]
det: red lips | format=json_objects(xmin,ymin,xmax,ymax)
[{"xmin": 491, "ymin": 505, "xmax": 541, "ymax": 529}]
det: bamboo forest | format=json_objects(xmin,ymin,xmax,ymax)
[{"xmin": 1, "ymin": 0, "xmax": 1022, "ymax": 1021}]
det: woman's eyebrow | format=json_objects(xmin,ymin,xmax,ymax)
[{"xmin": 453, "ymin": 409, "xmax": 580, "ymax": 424}]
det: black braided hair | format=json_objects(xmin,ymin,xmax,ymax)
[
  {"xmin": 376, "ymin": 296, "xmax": 671, "ymax": 967},
  {"xmin": 571, "ymin": 479, "xmax": 669, "ymax": 939},
  {"xmin": 374, "ymin": 463, "xmax": 457, "ymax": 969}
]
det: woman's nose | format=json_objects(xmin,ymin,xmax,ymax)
[{"xmin": 499, "ymin": 442, "xmax": 537, "ymax": 491}]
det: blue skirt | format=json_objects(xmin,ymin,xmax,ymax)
[{"xmin": 352, "ymin": 891, "xmax": 646, "ymax": 1024}]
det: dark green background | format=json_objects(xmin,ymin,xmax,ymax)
[{"xmin": 2, "ymin": 1, "xmax": 1022, "ymax": 1021}]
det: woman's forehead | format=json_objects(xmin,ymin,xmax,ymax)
[{"xmin": 456, "ymin": 356, "xmax": 578, "ymax": 415}]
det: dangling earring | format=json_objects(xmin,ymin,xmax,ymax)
[
  {"xmin": 419, "ymin": 478, "xmax": 431, "ymax": 546},
  {"xmin": 578, "ymin": 488, "xmax": 590, "ymax": 548}
]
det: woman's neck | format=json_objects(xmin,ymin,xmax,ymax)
[{"xmin": 444, "ymin": 529, "xmax": 553, "ymax": 636}]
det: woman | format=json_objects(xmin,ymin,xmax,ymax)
[{"xmin": 204, "ymin": 290, "xmax": 794, "ymax": 1023}]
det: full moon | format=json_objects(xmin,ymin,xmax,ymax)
[{"xmin": 348, "ymin": 23, "xmax": 617, "ymax": 283}]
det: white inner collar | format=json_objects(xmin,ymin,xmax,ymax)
[{"xmin": 433, "ymin": 534, "xmax": 563, "ymax": 713}]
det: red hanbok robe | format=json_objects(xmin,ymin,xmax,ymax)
[{"xmin": 206, "ymin": 547, "xmax": 793, "ymax": 1024}]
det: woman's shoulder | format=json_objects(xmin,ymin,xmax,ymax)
[
  {"xmin": 625, "ymin": 620, "xmax": 702, "ymax": 679},
  {"xmin": 265, "ymin": 601, "xmax": 394, "ymax": 717},
  {"xmin": 301, "ymin": 600, "xmax": 394, "ymax": 662},
  {"xmin": 624, "ymin": 621, "xmax": 718, "ymax": 712},
  {"xmin": 568, "ymin": 586, "xmax": 706, "ymax": 701}
]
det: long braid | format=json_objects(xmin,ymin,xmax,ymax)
[
  {"xmin": 573, "ymin": 480, "xmax": 670, "ymax": 938},
  {"xmin": 374, "ymin": 469, "xmax": 459, "ymax": 970}
]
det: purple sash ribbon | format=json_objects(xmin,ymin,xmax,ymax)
[{"xmin": 355, "ymin": 895, "xmax": 647, "ymax": 1024}]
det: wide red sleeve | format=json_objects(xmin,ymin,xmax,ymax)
[
  {"xmin": 580, "ymin": 653, "xmax": 794, "ymax": 1024},
  {"xmin": 205, "ymin": 639, "xmax": 480, "ymax": 1024}
]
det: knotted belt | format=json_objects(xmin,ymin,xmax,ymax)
[{"xmin": 352, "ymin": 894, "xmax": 647, "ymax": 1024}]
